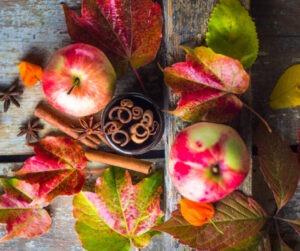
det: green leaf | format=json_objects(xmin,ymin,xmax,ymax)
[
  {"xmin": 206, "ymin": 0, "xmax": 258, "ymax": 69},
  {"xmin": 73, "ymin": 167, "xmax": 164, "ymax": 251},
  {"xmin": 153, "ymin": 191, "xmax": 267, "ymax": 250},
  {"xmin": 269, "ymin": 64, "xmax": 300, "ymax": 109},
  {"xmin": 73, "ymin": 192, "xmax": 130, "ymax": 251},
  {"xmin": 255, "ymin": 124, "xmax": 300, "ymax": 211},
  {"xmin": 222, "ymin": 232, "xmax": 271, "ymax": 250}
]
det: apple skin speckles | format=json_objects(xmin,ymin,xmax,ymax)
[
  {"xmin": 42, "ymin": 43, "xmax": 116, "ymax": 117},
  {"xmin": 169, "ymin": 122, "xmax": 250, "ymax": 203}
]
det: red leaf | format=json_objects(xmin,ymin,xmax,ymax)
[
  {"xmin": 273, "ymin": 238, "xmax": 294, "ymax": 251},
  {"xmin": 15, "ymin": 136, "xmax": 87, "ymax": 205},
  {"xmin": 62, "ymin": 0, "xmax": 163, "ymax": 75},
  {"xmin": 0, "ymin": 179, "xmax": 51, "ymax": 242},
  {"xmin": 255, "ymin": 124, "xmax": 300, "ymax": 211},
  {"xmin": 153, "ymin": 191, "xmax": 266, "ymax": 250},
  {"xmin": 278, "ymin": 218, "xmax": 300, "ymax": 236},
  {"xmin": 164, "ymin": 46, "xmax": 249, "ymax": 123}
]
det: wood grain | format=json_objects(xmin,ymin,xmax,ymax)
[
  {"xmin": 161, "ymin": 0, "xmax": 251, "ymax": 250},
  {"xmin": 0, "ymin": 0, "xmax": 165, "ymax": 159},
  {"xmin": 251, "ymin": 0, "xmax": 300, "ymax": 247},
  {"xmin": 0, "ymin": 0, "xmax": 80, "ymax": 156},
  {"xmin": 5, "ymin": 0, "xmax": 299, "ymax": 250},
  {"xmin": 0, "ymin": 1, "xmax": 164, "ymax": 250}
]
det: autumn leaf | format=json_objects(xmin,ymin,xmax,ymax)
[
  {"xmin": 269, "ymin": 64, "xmax": 300, "ymax": 109},
  {"xmin": 179, "ymin": 198, "xmax": 214, "ymax": 227},
  {"xmin": 62, "ymin": 0, "xmax": 163, "ymax": 76},
  {"xmin": 164, "ymin": 46, "xmax": 249, "ymax": 123},
  {"xmin": 273, "ymin": 238, "xmax": 293, "ymax": 251},
  {"xmin": 18, "ymin": 61, "xmax": 43, "ymax": 87},
  {"xmin": 0, "ymin": 178, "xmax": 51, "ymax": 242},
  {"xmin": 153, "ymin": 191, "xmax": 266, "ymax": 250},
  {"xmin": 255, "ymin": 123, "xmax": 300, "ymax": 211},
  {"xmin": 73, "ymin": 167, "xmax": 164, "ymax": 251},
  {"xmin": 15, "ymin": 136, "xmax": 87, "ymax": 205},
  {"xmin": 222, "ymin": 232, "xmax": 271, "ymax": 251},
  {"xmin": 206, "ymin": 0, "xmax": 258, "ymax": 69},
  {"xmin": 278, "ymin": 218, "xmax": 300, "ymax": 236}
]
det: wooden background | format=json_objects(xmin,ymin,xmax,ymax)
[
  {"xmin": 251, "ymin": 0, "xmax": 300, "ymax": 248},
  {"xmin": 0, "ymin": 0, "xmax": 299, "ymax": 250}
]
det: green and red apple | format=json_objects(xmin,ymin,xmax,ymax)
[
  {"xmin": 42, "ymin": 43, "xmax": 116, "ymax": 117},
  {"xmin": 169, "ymin": 122, "xmax": 250, "ymax": 203}
]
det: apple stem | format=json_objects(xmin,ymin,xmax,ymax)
[
  {"xmin": 209, "ymin": 219, "xmax": 224, "ymax": 235},
  {"xmin": 67, "ymin": 77, "xmax": 81, "ymax": 95},
  {"xmin": 211, "ymin": 165, "xmax": 220, "ymax": 176},
  {"xmin": 242, "ymin": 101, "xmax": 272, "ymax": 133},
  {"xmin": 131, "ymin": 65, "xmax": 149, "ymax": 96}
]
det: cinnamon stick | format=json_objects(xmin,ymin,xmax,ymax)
[
  {"xmin": 86, "ymin": 134, "xmax": 102, "ymax": 145},
  {"xmin": 85, "ymin": 150, "xmax": 154, "ymax": 174},
  {"xmin": 34, "ymin": 101, "xmax": 98, "ymax": 149}
]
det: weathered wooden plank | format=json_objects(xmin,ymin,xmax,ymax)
[
  {"xmin": 0, "ymin": 0, "xmax": 165, "ymax": 161},
  {"xmin": 0, "ymin": 1, "xmax": 164, "ymax": 250},
  {"xmin": 162, "ymin": 0, "xmax": 251, "ymax": 250},
  {"xmin": 251, "ymin": 0, "xmax": 300, "ymax": 37},
  {"xmin": 0, "ymin": 0, "xmax": 80, "ymax": 156},
  {"xmin": 0, "ymin": 0, "xmax": 267, "ymax": 250},
  {"xmin": 251, "ymin": 0, "xmax": 300, "ymax": 247},
  {"xmin": 250, "ymin": 36, "xmax": 300, "ymax": 143},
  {"xmin": 0, "ymin": 6, "xmax": 84, "ymax": 249},
  {"xmin": 251, "ymin": 0, "xmax": 300, "ymax": 143}
]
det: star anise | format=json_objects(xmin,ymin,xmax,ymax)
[
  {"xmin": 0, "ymin": 81, "xmax": 23, "ymax": 112},
  {"xmin": 17, "ymin": 118, "xmax": 44, "ymax": 144},
  {"xmin": 73, "ymin": 116, "xmax": 103, "ymax": 141}
]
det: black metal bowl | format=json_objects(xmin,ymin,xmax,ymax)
[{"xmin": 101, "ymin": 92, "xmax": 164, "ymax": 155}]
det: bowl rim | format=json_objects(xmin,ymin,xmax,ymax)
[{"xmin": 101, "ymin": 92, "xmax": 164, "ymax": 155}]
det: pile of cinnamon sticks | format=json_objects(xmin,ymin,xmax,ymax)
[{"xmin": 34, "ymin": 101, "xmax": 154, "ymax": 174}]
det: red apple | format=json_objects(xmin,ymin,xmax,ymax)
[
  {"xmin": 42, "ymin": 43, "xmax": 116, "ymax": 117},
  {"xmin": 169, "ymin": 122, "xmax": 250, "ymax": 203}
]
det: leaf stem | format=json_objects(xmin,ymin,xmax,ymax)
[
  {"xmin": 242, "ymin": 101, "xmax": 272, "ymax": 133},
  {"xmin": 209, "ymin": 219, "xmax": 224, "ymax": 235},
  {"xmin": 0, "ymin": 175, "xmax": 17, "ymax": 179},
  {"xmin": 131, "ymin": 64, "xmax": 149, "ymax": 96},
  {"xmin": 274, "ymin": 218, "xmax": 282, "ymax": 241},
  {"xmin": 83, "ymin": 168, "xmax": 106, "ymax": 175}
]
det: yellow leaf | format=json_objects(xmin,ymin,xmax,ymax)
[
  {"xmin": 269, "ymin": 64, "xmax": 300, "ymax": 109},
  {"xmin": 18, "ymin": 61, "xmax": 43, "ymax": 87}
]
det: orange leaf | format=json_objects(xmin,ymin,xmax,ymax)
[
  {"xmin": 18, "ymin": 61, "xmax": 43, "ymax": 87},
  {"xmin": 179, "ymin": 198, "xmax": 215, "ymax": 226}
]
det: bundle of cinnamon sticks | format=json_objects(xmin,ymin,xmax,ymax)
[
  {"xmin": 34, "ymin": 101, "xmax": 102, "ymax": 149},
  {"xmin": 34, "ymin": 100, "xmax": 154, "ymax": 174}
]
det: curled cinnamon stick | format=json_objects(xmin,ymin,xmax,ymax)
[
  {"xmin": 85, "ymin": 150, "xmax": 154, "ymax": 174},
  {"xmin": 103, "ymin": 121, "xmax": 123, "ymax": 135},
  {"xmin": 34, "ymin": 101, "xmax": 98, "ymax": 149},
  {"xmin": 111, "ymin": 130, "xmax": 130, "ymax": 147},
  {"xmin": 120, "ymin": 98, "xmax": 134, "ymax": 108},
  {"xmin": 132, "ymin": 106, "xmax": 143, "ymax": 120}
]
